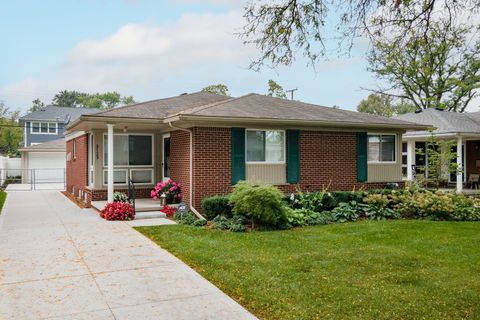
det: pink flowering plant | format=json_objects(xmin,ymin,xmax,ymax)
[{"xmin": 150, "ymin": 179, "xmax": 183, "ymax": 204}]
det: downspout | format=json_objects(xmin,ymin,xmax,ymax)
[{"xmin": 168, "ymin": 122, "xmax": 206, "ymax": 220}]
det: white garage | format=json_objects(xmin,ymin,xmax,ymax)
[{"xmin": 19, "ymin": 139, "xmax": 66, "ymax": 187}]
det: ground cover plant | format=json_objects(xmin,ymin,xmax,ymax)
[{"xmin": 0, "ymin": 191, "xmax": 6, "ymax": 214}]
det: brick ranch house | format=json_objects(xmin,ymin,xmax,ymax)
[{"xmin": 64, "ymin": 92, "xmax": 427, "ymax": 214}]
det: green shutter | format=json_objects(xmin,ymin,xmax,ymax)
[
  {"xmin": 357, "ymin": 132, "xmax": 368, "ymax": 182},
  {"xmin": 231, "ymin": 128, "xmax": 246, "ymax": 185},
  {"xmin": 287, "ymin": 130, "xmax": 300, "ymax": 184}
]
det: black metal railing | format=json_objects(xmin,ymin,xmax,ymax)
[{"xmin": 128, "ymin": 178, "xmax": 136, "ymax": 213}]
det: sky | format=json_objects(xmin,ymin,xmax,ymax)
[{"xmin": 0, "ymin": 0, "xmax": 377, "ymax": 114}]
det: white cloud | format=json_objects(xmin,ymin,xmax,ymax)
[{"xmin": 0, "ymin": 11, "xmax": 255, "ymax": 110}]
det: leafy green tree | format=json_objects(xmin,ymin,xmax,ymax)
[
  {"xmin": 368, "ymin": 21, "xmax": 480, "ymax": 112},
  {"xmin": 52, "ymin": 90, "xmax": 87, "ymax": 107},
  {"xmin": 357, "ymin": 94, "xmax": 417, "ymax": 117},
  {"xmin": 240, "ymin": 1, "xmax": 479, "ymax": 69},
  {"xmin": 0, "ymin": 101, "xmax": 22, "ymax": 156},
  {"xmin": 51, "ymin": 90, "xmax": 135, "ymax": 110},
  {"xmin": 416, "ymin": 131, "xmax": 459, "ymax": 188},
  {"xmin": 29, "ymin": 98, "xmax": 45, "ymax": 112},
  {"xmin": 201, "ymin": 84, "xmax": 229, "ymax": 96},
  {"xmin": 267, "ymin": 80, "xmax": 287, "ymax": 99}
]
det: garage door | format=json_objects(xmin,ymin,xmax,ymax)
[{"xmin": 28, "ymin": 152, "xmax": 65, "ymax": 183}]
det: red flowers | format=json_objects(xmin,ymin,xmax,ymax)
[
  {"xmin": 151, "ymin": 179, "xmax": 183, "ymax": 204},
  {"xmin": 100, "ymin": 202, "xmax": 135, "ymax": 221},
  {"xmin": 160, "ymin": 205, "xmax": 177, "ymax": 217}
]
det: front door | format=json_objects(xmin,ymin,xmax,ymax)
[{"xmin": 162, "ymin": 134, "xmax": 171, "ymax": 181}]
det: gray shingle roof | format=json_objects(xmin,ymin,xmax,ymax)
[
  {"xmin": 395, "ymin": 108, "xmax": 480, "ymax": 136},
  {"xmin": 19, "ymin": 139, "xmax": 65, "ymax": 152},
  {"xmin": 20, "ymin": 106, "xmax": 99, "ymax": 123},
  {"xmin": 89, "ymin": 92, "xmax": 231, "ymax": 119},
  {"xmin": 174, "ymin": 93, "xmax": 423, "ymax": 127},
  {"xmin": 72, "ymin": 92, "xmax": 428, "ymax": 130}
]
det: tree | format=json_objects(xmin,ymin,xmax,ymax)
[
  {"xmin": 52, "ymin": 90, "xmax": 87, "ymax": 108},
  {"xmin": 267, "ymin": 80, "xmax": 287, "ymax": 99},
  {"xmin": 201, "ymin": 84, "xmax": 229, "ymax": 96},
  {"xmin": 0, "ymin": 101, "xmax": 22, "ymax": 156},
  {"xmin": 51, "ymin": 90, "xmax": 135, "ymax": 110},
  {"xmin": 29, "ymin": 99, "xmax": 45, "ymax": 113},
  {"xmin": 240, "ymin": 1, "xmax": 479, "ymax": 69},
  {"xmin": 368, "ymin": 21, "xmax": 480, "ymax": 112},
  {"xmin": 416, "ymin": 131, "xmax": 459, "ymax": 188},
  {"xmin": 357, "ymin": 94, "xmax": 417, "ymax": 117}
]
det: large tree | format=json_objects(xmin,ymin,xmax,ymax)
[
  {"xmin": 240, "ymin": 0, "xmax": 480, "ymax": 69},
  {"xmin": 368, "ymin": 21, "xmax": 480, "ymax": 112},
  {"xmin": 201, "ymin": 84, "xmax": 230, "ymax": 96},
  {"xmin": 267, "ymin": 80, "xmax": 287, "ymax": 99},
  {"xmin": 0, "ymin": 101, "xmax": 22, "ymax": 156},
  {"xmin": 51, "ymin": 90, "xmax": 135, "ymax": 110},
  {"xmin": 357, "ymin": 94, "xmax": 417, "ymax": 117}
]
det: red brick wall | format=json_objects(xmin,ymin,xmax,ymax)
[
  {"xmin": 170, "ymin": 130, "xmax": 191, "ymax": 205},
  {"xmin": 87, "ymin": 188, "xmax": 152, "ymax": 202},
  {"xmin": 192, "ymin": 127, "xmax": 232, "ymax": 208},
  {"xmin": 66, "ymin": 134, "xmax": 88, "ymax": 198},
  {"xmin": 188, "ymin": 128, "xmax": 403, "ymax": 209}
]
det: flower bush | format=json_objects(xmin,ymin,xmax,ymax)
[
  {"xmin": 150, "ymin": 179, "xmax": 182, "ymax": 204},
  {"xmin": 100, "ymin": 202, "xmax": 135, "ymax": 221},
  {"xmin": 160, "ymin": 205, "xmax": 177, "ymax": 217}
]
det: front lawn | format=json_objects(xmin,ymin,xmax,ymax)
[
  {"xmin": 136, "ymin": 220, "xmax": 480, "ymax": 320},
  {"xmin": 0, "ymin": 191, "xmax": 6, "ymax": 214}
]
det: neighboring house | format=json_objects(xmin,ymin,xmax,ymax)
[
  {"xmin": 19, "ymin": 106, "xmax": 99, "ymax": 147},
  {"xmin": 396, "ymin": 108, "xmax": 480, "ymax": 192},
  {"xmin": 64, "ymin": 92, "xmax": 427, "ymax": 211},
  {"xmin": 18, "ymin": 106, "xmax": 99, "ymax": 185},
  {"xmin": 18, "ymin": 139, "xmax": 66, "ymax": 183}
]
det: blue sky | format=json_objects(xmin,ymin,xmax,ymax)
[{"xmin": 0, "ymin": 0, "xmax": 376, "ymax": 113}]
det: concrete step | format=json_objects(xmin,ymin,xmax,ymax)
[{"xmin": 135, "ymin": 211, "xmax": 166, "ymax": 220}]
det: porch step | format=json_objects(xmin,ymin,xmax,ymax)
[
  {"xmin": 135, "ymin": 211, "xmax": 166, "ymax": 220},
  {"xmin": 135, "ymin": 204, "xmax": 162, "ymax": 212}
]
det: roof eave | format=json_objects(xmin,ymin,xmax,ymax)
[
  {"xmin": 65, "ymin": 115, "xmax": 165, "ymax": 132},
  {"xmin": 164, "ymin": 115, "xmax": 432, "ymax": 131}
]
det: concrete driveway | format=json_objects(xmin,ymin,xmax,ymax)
[{"xmin": 0, "ymin": 191, "xmax": 256, "ymax": 320}]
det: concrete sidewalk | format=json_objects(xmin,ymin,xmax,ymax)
[{"xmin": 0, "ymin": 191, "xmax": 256, "ymax": 320}]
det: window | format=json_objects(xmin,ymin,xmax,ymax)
[
  {"xmin": 246, "ymin": 130, "xmax": 285, "ymax": 163},
  {"xmin": 30, "ymin": 122, "xmax": 57, "ymax": 134},
  {"xmin": 368, "ymin": 134, "xmax": 396, "ymax": 162},
  {"xmin": 103, "ymin": 135, "xmax": 153, "ymax": 166},
  {"xmin": 131, "ymin": 169, "xmax": 154, "ymax": 184},
  {"xmin": 402, "ymin": 142, "xmax": 408, "ymax": 177},
  {"xmin": 103, "ymin": 170, "xmax": 128, "ymax": 185}
]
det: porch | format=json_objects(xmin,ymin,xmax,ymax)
[{"xmin": 402, "ymin": 134, "xmax": 480, "ymax": 192}]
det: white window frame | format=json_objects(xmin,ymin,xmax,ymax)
[
  {"xmin": 367, "ymin": 133, "xmax": 397, "ymax": 164},
  {"xmin": 102, "ymin": 133, "xmax": 154, "ymax": 168},
  {"xmin": 401, "ymin": 142, "xmax": 408, "ymax": 178},
  {"xmin": 245, "ymin": 129, "xmax": 286, "ymax": 164},
  {"xmin": 130, "ymin": 168, "xmax": 154, "ymax": 184},
  {"xmin": 102, "ymin": 133, "xmax": 155, "ymax": 186},
  {"xmin": 30, "ymin": 142, "xmax": 42, "ymax": 146},
  {"xmin": 102, "ymin": 169, "xmax": 128, "ymax": 186},
  {"xmin": 73, "ymin": 139, "xmax": 77, "ymax": 160},
  {"xmin": 88, "ymin": 133, "xmax": 94, "ymax": 187},
  {"xmin": 30, "ymin": 122, "xmax": 58, "ymax": 135}
]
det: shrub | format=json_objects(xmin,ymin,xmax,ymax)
[
  {"xmin": 173, "ymin": 212, "xmax": 200, "ymax": 226},
  {"xmin": 330, "ymin": 201, "xmax": 367, "ymax": 223},
  {"xmin": 160, "ymin": 205, "xmax": 177, "ymax": 217},
  {"xmin": 364, "ymin": 205, "xmax": 400, "ymax": 220},
  {"xmin": 100, "ymin": 202, "xmax": 135, "ymax": 221},
  {"xmin": 229, "ymin": 181, "xmax": 288, "ymax": 227},
  {"xmin": 150, "ymin": 179, "xmax": 183, "ymax": 204},
  {"xmin": 201, "ymin": 195, "xmax": 232, "ymax": 220},
  {"xmin": 211, "ymin": 215, "xmax": 246, "ymax": 232},
  {"xmin": 113, "ymin": 192, "xmax": 129, "ymax": 203},
  {"xmin": 291, "ymin": 191, "xmax": 327, "ymax": 212}
]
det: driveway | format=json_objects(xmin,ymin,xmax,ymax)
[{"xmin": 0, "ymin": 191, "xmax": 256, "ymax": 320}]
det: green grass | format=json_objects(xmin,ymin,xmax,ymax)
[
  {"xmin": 136, "ymin": 221, "xmax": 480, "ymax": 320},
  {"xmin": 0, "ymin": 191, "xmax": 6, "ymax": 214}
]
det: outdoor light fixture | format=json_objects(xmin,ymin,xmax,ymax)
[{"xmin": 123, "ymin": 126, "xmax": 128, "ymax": 133}]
